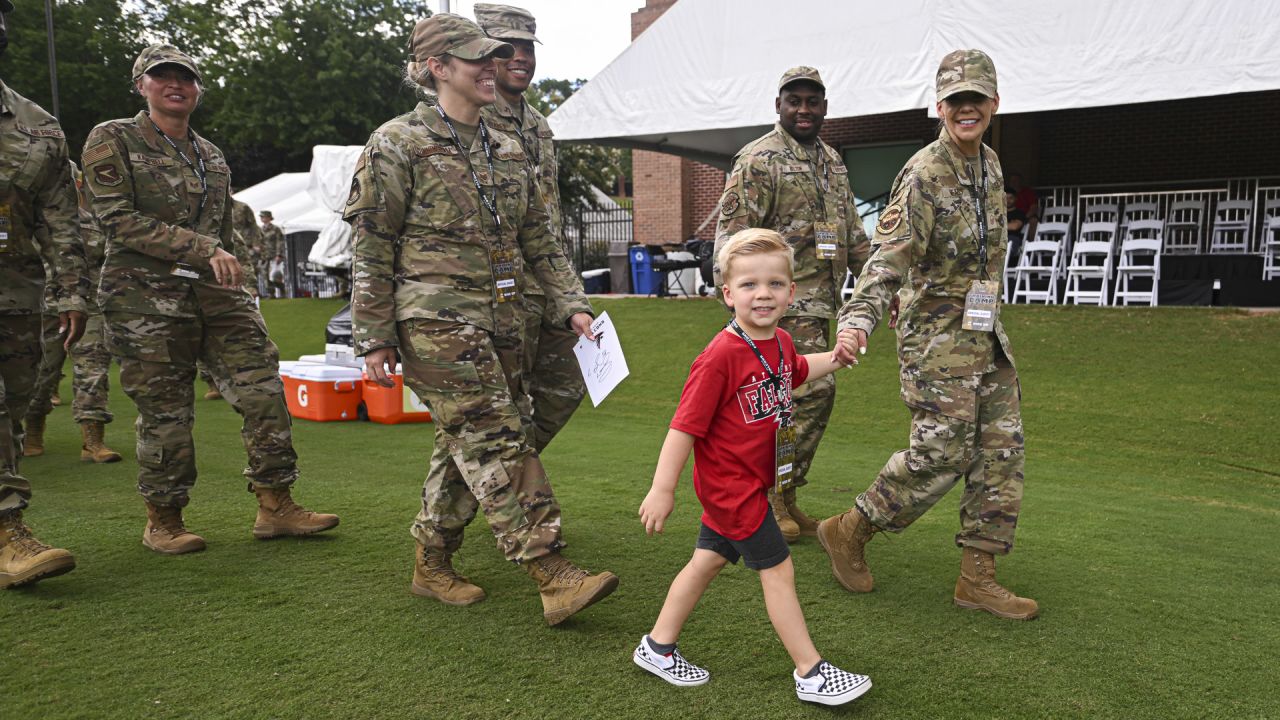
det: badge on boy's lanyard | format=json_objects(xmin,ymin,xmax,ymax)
[
  {"xmin": 729, "ymin": 319, "xmax": 797, "ymax": 492},
  {"xmin": 961, "ymin": 156, "xmax": 998, "ymax": 333}
]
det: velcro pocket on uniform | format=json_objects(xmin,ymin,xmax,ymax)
[
  {"xmin": 106, "ymin": 322, "xmax": 171, "ymax": 363},
  {"xmin": 415, "ymin": 360, "xmax": 481, "ymax": 394},
  {"xmin": 136, "ymin": 439, "xmax": 164, "ymax": 469},
  {"xmin": 900, "ymin": 373, "xmax": 978, "ymax": 423}
]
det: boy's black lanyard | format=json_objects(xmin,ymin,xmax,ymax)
[
  {"xmin": 148, "ymin": 114, "xmax": 208, "ymax": 224},
  {"xmin": 434, "ymin": 103, "xmax": 501, "ymax": 229},
  {"xmin": 729, "ymin": 319, "xmax": 784, "ymax": 384},
  {"xmin": 968, "ymin": 155, "xmax": 989, "ymax": 279}
]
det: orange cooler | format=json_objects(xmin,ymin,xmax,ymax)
[
  {"xmin": 282, "ymin": 364, "xmax": 363, "ymax": 422},
  {"xmin": 362, "ymin": 366, "xmax": 432, "ymax": 424}
]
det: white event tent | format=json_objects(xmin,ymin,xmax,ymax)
[
  {"xmin": 232, "ymin": 145, "xmax": 363, "ymax": 269},
  {"xmin": 549, "ymin": 0, "xmax": 1280, "ymax": 169}
]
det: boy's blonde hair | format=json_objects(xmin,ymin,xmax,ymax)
[{"xmin": 718, "ymin": 228, "xmax": 795, "ymax": 282}]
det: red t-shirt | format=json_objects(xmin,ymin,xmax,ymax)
[{"xmin": 670, "ymin": 328, "xmax": 810, "ymax": 540}]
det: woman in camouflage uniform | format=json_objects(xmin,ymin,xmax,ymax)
[
  {"xmin": 81, "ymin": 45, "xmax": 337, "ymax": 555},
  {"xmin": 819, "ymin": 50, "xmax": 1037, "ymax": 620},
  {"xmin": 346, "ymin": 13, "xmax": 617, "ymax": 626}
]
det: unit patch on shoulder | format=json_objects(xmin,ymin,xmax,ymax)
[
  {"xmin": 346, "ymin": 175, "xmax": 361, "ymax": 207},
  {"xmin": 721, "ymin": 191, "xmax": 741, "ymax": 217},
  {"xmin": 93, "ymin": 164, "xmax": 123, "ymax": 187},
  {"xmin": 876, "ymin": 204, "xmax": 904, "ymax": 235}
]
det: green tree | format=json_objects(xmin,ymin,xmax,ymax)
[
  {"xmin": 144, "ymin": 0, "xmax": 431, "ymax": 186},
  {"xmin": 526, "ymin": 77, "xmax": 630, "ymax": 218},
  {"xmin": 2, "ymin": 0, "xmax": 146, "ymax": 155}
]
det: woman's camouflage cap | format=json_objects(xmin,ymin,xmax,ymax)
[
  {"xmin": 132, "ymin": 44, "xmax": 203, "ymax": 84},
  {"xmin": 936, "ymin": 49, "xmax": 997, "ymax": 102},
  {"xmin": 409, "ymin": 13, "xmax": 514, "ymax": 62},
  {"xmin": 474, "ymin": 3, "xmax": 540, "ymax": 44}
]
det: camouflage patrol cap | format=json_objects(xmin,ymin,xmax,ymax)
[
  {"xmin": 132, "ymin": 44, "xmax": 203, "ymax": 84},
  {"xmin": 778, "ymin": 66, "xmax": 825, "ymax": 92},
  {"xmin": 259, "ymin": 210, "xmax": 273, "ymax": 220},
  {"xmin": 409, "ymin": 13, "xmax": 515, "ymax": 62},
  {"xmin": 474, "ymin": 3, "xmax": 540, "ymax": 44},
  {"xmin": 936, "ymin": 49, "xmax": 997, "ymax": 102}
]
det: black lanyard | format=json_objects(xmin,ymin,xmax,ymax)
[
  {"xmin": 807, "ymin": 140, "xmax": 830, "ymax": 221},
  {"xmin": 149, "ymin": 114, "xmax": 207, "ymax": 223},
  {"xmin": 434, "ymin": 104, "xmax": 501, "ymax": 229},
  {"xmin": 729, "ymin": 318, "xmax": 784, "ymax": 384},
  {"xmin": 968, "ymin": 155, "xmax": 989, "ymax": 279},
  {"xmin": 509, "ymin": 101, "xmax": 541, "ymax": 171}
]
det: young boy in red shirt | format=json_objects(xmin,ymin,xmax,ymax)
[{"xmin": 633, "ymin": 229, "xmax": 872, "ymax": 706}]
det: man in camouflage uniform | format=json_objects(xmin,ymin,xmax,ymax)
[
  {"xmin": 476, "ymin": 2, "xmax": 586, "ymax": 454},
  {"xmin": 259, "ymin": 209, "xmax": 285, "ymax": 298},
  {"xmin": 0, "ymin": 0, "xmax": 90, "ymax": 588},
  {"xmin": 715, "ymin": 67, "xmax": 870, "ymax": 543},
  {"xmin": 24, "ymin": 167, "xmax": 123, "ymax": 463},
  {"xmin": 347, "ymin": 13, "xmax": 616, "ymax": 625},
  {"xmin": 83, "ymin": 44, "xmax": 337, "ymax": 555},
  {"xmin": 819, "ymin": 50, "xmax": 1036, "ymax": 620}
]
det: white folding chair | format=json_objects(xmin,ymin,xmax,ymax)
[
  {"xmin": 1063, "ymin": 221, "xmax": 1118, "ymax": 305},
  {"xmin": 1164, "ymin": 200, "xmax": 1204, "ymax": 254},
  {"xmin": 1263, "ymin": 216, "xmax": 1280, "ymax": 281},
  {"xmin": 1114, "ymin": 221, "xmax": 1164, "ymax": 306},
  {"xmin": 1208, "ymin": 200, "xmax": 1253, "ymax": 254},
  {"xmin": 1041, "ymin": 205, "xmax": 1075, "ymax": 273},
  {"xmin": 1083, "ymin": 202, "xmax": 1120, "ymax": 224},
  {"xmin": 1012, "ymin": 239, "xmax": 1062, "ymax": 304},
  {"xmin": 1120, "ymin": 201, "xmax": 1161, "ymax": 240}
]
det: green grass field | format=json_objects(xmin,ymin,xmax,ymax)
[{"xmin": 5, "ymin": 299, "xmax": 1279, "ymax": 719}]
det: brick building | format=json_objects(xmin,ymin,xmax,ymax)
[{"xmin": 627, "ymin": 0, "xmax": 1280, "ymax": 248}]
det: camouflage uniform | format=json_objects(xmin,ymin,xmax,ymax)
[
  {"xmin": 82, "ymin": 110, "xmax": 299, "ymax": 508},
  {"xmin": 837, "ymin": 125, "xmax": 1024, "ymax": 556},
  {"xmin": 0, "ymin": 80, "xmax": 88, "ymax": 512},
  {"xmin": 481, "ymin": 83, "xmax": 585, "ymax": 454},
  {"xmin": 230, "ymin": 199, "xmax": 263, "ymax": 293},
  {"xmin": 260, "ymin": 220, "xmax": 285, "ymax": 297},
  {"xmin": 345, "ymin": 99, "xmax": 591, "ymax": 563},
  {"xmin": 28, "ymin": 206, "xmax": 115, "ymax": 425},
  {"xmin": 716, "ymin": 123, "xmax": 870, "ymax": 490}
]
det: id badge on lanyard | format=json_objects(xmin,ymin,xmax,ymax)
[
  {"xmin": 490, "ymin": 247, "xmax": 518, "ymax": 303},
  {"xmin": 775, "ymin": 416, "xmax": 798, "ymax": 492},
  {"xmin": 0, "ymin": 204, "xmax": 11, "ymax": 254},
  {"xmin": 171, "ymin": 263, "xmax": 200, "ymax": 279},
  {"xmin": 962, "ymin": 280, "xmax": 999, "ymax": 332},
  {"xmin": 814, "ymin": 221, "xmax": 839, "ymax": 260}
]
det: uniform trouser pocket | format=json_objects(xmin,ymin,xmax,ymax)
[{"xmin": 399, "ymin": 319, "xmax": 561, "ymax": 562}]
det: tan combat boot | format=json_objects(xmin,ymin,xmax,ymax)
[
  {"xmin": 769, "ymin": 488, "xmax": 800, "ymax": 543},
  {"xmin": 0, "ymin": 511, "xmax": 76, "ymax": 588},
  {"xmin": 203, "ymin": 385, "xmax": 221, "ymax": 401},
  {"xmin": 411, "ymin": 543, "xmax": 485, "ymax": 606},
  {"xmin": 50, "ymin": 390, "xmax": 62, "ymax": 407},
  {"xmin": 142, "ymin": 501, "xmax": 207, "ymax": 555},
  {"xmin": 783, "ymin": 487, "xmax": 819, "ymax": 537},
  {"xmin": 80, "ymin": 421, "xmax": 123, "ymax": 463},
  {"xmin": 816, "ymin": 508, "xmax": 878, "ymax": 593},
  {"xmin": 22, "ymin": 414, "xmax": 46, "ymax": 457},
  {"xmin": 953, "ymin": 547, "xmax": 1039, "ymax": 620},
  {"xmin": 524, "ymin": 553, "xmax": 619, "ymax": 626},
  {"xmin": 251, "ymin": 487, "xmax": 339, "ymax": 539}
]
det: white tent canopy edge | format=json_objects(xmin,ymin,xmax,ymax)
[{"xmin": 549, "ymin": 0, "xmax": 1280, "ymax": 168}]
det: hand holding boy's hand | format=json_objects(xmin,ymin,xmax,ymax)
[
  {"xmin": 832, "ymin": 328, "xmax": 866, "ymax": 366},
  {"xmin": 639, "ymin": 488, "xmax": 675, "ymax": 536}
]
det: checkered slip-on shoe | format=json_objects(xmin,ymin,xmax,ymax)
[
  {"xmin": 632, "ymin": 635, "xmax": 710, "ymax": 687},
  {"xmin": 794, "ymin": 660, "xmax": 872, "ymax": 706}
]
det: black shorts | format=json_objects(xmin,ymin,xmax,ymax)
[{"xmin": 696, "ymin": 510, "xmax": 790, "ymax": 570}]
